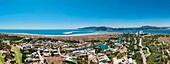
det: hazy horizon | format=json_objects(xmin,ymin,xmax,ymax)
[{"xmin": 0, "ymin": 0, "xmax": 170, "ymax": 29}]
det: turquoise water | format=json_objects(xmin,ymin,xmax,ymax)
[
  {"xmin": 113, "ymin": 37, "xmax": 122, "ymax": 44},
  {"xmin": 66, "ymin": 44, "xmax": 108, "ymax": 52},
  {"xmin": 96, "ymin": 44, "xmax": 109, "ymax": 51},
  {"xmin": 0, "ymin": 29, "xmax": 169, "ymax": 35},
  {"xmin": 65, "ymin": 37, "xmax": 121, "ymax": 52}
]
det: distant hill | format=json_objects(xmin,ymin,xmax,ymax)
[
  {"xmin": 78, "ymin": 26, "xmax": 113, "ymax": 30},
  {"xmin": 78, "ymin": 26, "xmax": 169, "ymax": 31}
]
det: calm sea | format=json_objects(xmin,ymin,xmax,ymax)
[{"xmin": 0, "ymin": 29, "xmax": 169, "ymax": 35}]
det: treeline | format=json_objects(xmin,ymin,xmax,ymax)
[
  {"xmin": 0, "ymin": 40, "xmax": 11, "ymax": 50},
  {"xmin": 0, "ymin": 34, "xmax": 23, "ymax": 41},
  {"xmin": 60, "ymin": 40, "xmax": 80, "ymax": 43},
  {"xmin": 37, "ymin": 38, "xmax": 58, "ymax": 42}
]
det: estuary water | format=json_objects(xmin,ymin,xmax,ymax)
[{"xmin": 0, "ymin": 29, "xmax": 169, "ymax": 35}]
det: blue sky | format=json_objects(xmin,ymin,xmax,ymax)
[{"xmin": 0, "ymin": 0, "xmax": 170, "ymax": 29}]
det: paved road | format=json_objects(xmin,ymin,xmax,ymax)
[
  {"xmin": 146, "ymin": 47, "xmax": 151, "ymax": 57},
  {"xmin": 123, "ymin": 55, "xmax": 128, "ymax": 64},
  {"xmin": 37, "ymin": 51, "xmax": 44, "ymax": 64},
  {"xmin": 166, "ymin": 50, "xmax": 170, "ymax": 54},
  {"xmin": 58, "ymin": 47, "xmax": 69, "ymax": 57},
  {"xmin": 139, "ymin": 38, "xmax": 147, "ymax": 64},
  {"xmin": 134, "ymin": 38, "xmax": 137, "ymax": 44},
  {"xmin": 139, "ymin": 38, "xmax": 143, "ymax": 48},
  {"xmin": 58, "ymin": 47, "xmax": 76, "ymax": 58}
]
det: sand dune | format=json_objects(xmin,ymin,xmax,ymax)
[{"xmin": 0, "ymin": 33, "xmax": 122, "ymax": 41}]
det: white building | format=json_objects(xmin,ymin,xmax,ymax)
[
  {"xmin": 129, "ymin": 58, "xmax": 133, "ymax": 64},
  {"xmin": 139, "ymin": 31, "xmax": 143, "ymax": 34}
]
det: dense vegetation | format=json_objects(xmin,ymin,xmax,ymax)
[
  {"xmin": 0, "ymin": 34, "xmax": 23, "ymax": 41},
  {"xmin": 0, "ymin": 34, "xmax": 24, "ymax": 64},
  {"xmin": 133, "ymin": 53, "xmax": 143, "ymax": 64},
  {"xmin": 0, "ymin": 41, "xmax": 11, "ymax": 50},
  {"xmin": 143, "ymin": 34, "xmax": 169, "ymax": 64}
]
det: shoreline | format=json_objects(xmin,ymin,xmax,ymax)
[
  {"xmin": 0, "ymin": 33, "xmax": 122, "ymax": 40},
  {"xmin": 0, "ymin": 32, "xmax": 122, "ymax": 36}
]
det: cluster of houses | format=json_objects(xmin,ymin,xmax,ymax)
[
  {"xmin": 20, "ymin": 40, "xmax": 63, "ymax": 64},
  {"xmin": 97, "ymin": 53, "xmax": 110, "ymax": 64},
  {"xmin": 19, "ymin": 40, "xmax": 95, "ymax": 64},
  {"xmin": 2, "ymin": 31, "xmax": 147, "ymax": 64},
  {"xmin": 0, "ymin": 49, "xmax": 15, "ymax": 64}
]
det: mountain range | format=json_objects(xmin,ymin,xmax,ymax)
[{"xmin": 78, "ymin": 26, "xmax": 170, "ymax": 31}]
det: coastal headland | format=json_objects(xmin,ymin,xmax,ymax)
[{"xmin": 0, "ymin": 33, "xmax": 122, "ymax": 41}]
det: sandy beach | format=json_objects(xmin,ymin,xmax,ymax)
[{"xmin": 0, "ymin": 33, "xmax": 122, "ymax": 41}]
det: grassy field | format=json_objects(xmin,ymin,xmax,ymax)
[
  {"xmin": 0, "ymin": 52, "xmax": 6, "ymax": 64},
  {"xmin": 13, "ymin": 37, "xmax": 26, "ymax": 43},
  {"xmin": 2, "ymin": 41, "xmax": 10, "ymax": 45},
  {"xmin": 158, "ymin": 37, "xmax": 170, "ymax": 45},
  {"xmin": 3, "ymin": 41, "xmax": 24, "ymax": 64},
  {"xmin": 11, "ymin": 45, "xmax": 23, "ymax": 64}
]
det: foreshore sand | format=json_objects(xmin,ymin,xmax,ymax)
[{"xmin": 0, "ymin": 33, "xmax": 122, "ymax": 41}]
